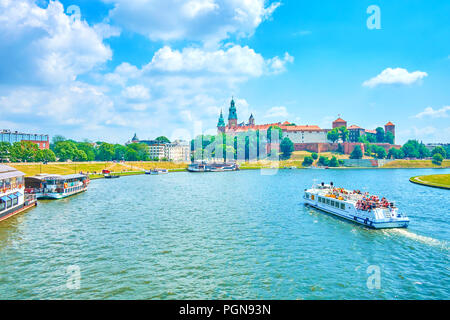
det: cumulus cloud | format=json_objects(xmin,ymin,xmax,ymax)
[
  {"xmin": 362, "ymin": 68, "xmax": 428, "ymax": 88},
  {"xmin": 0, "ymin": 0, "xmax": 113, "ymax": 85},
  {"xmin": 102, "ymin": 0, "xmax": 280, "ymax": 44},
  {"xmin": 414, "ymin": 106, "xmax": 450, "ymax": 119},
  {"xmin": 122, "ymin": 85, "xmax": 150, "ymax": 101},
  {"xmin": 264, "ymin": 106, "xmax": 289, "ymax": 118}
]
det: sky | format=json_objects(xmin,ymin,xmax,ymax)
[{"xmin": 0, "ymin": 0, "xmax": 449, "ymax": 144}]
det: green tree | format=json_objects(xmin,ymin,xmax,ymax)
[
  {"xmin": 125, "ymin": 148, "xmax": 139, "ymax": 161},
  {"xmin": 432, "ymin": 153, "xmax": 443, "ymax": 165},
  {"xmin": 327, "ymin": 128, "xmax": 340, "ymax": 143},
  {"xmin": 376, "ymin": 127, "xmax": 385, "ymax": 143},
  {"xmin": 53, "ymin": 140, "xmax": 78, "ymax": 161},
  {"xmin": 431, "ymin": 146, "xmax": 446, "ymax": 159},
  {"xmin": 385, "ymin": 132, "xmax": 395, "ymax": 144},
  {"xmin": 311, "ymin": 152, "xmax": 318, "ymax": 160},
  {"xmin": 267, "ymin": 126, "xmax": 283, "ymax": 142},
  {"xmin": 338, "ymin": 126, "xmax": 349, "ymax": 142},
  {"xmin": 328, "ymin": 156, "xmax": 339, "ymax": 167},
  {"xmin": 419, "ymin": 143, "xmax": 430, "ymax": 158},
  {"xmin": 77, "ymin": 142, "xmax": 96, "ymax": 161},
  {"xmin": 302, "ymin": 156, "xmax": 313, "ymax": 167},
  {"xmin": 97, "ymin": 143, "xmax": 115, "ymax": 161},
  {"xmin": 280, "ymin": 137, "xmax": 294, "ymax": 160},
  {"xmin": 74, "ymin": 149, "xmax": 88, "ymax": 162},
  {"xmin": 387, "ymin": 148, "xmax": 404, "ymax": 159},
  {"xmin": 10, "ymin": 141, "xmax": 39, "ymax": 162},
  {"xmin": 350, "ymin": 145, "xmax": 363, "ymax": 159},
  {"xmin": 401, "ymin": 140, "xmax": 420, "ymax": 158},
  {"xmin": 318, "ymin": 156, "xmax": 329, "ymax": 166},
  {"xmin": 114, "ymin": 144, "xmax": 128, "ymax": 161},
  {"xmin": 155, "ymin": 136, "xmax": 171, "ymax": 144},
  {"xmin": 35, "ymin": 149, "xmax": 57, "ymax": 162},
  {"xmin": 373, "ymin": 146, "xmax": 387, "ymax": 159},
  {"xmin": 0, "ymin": 142, "xmax": 11, "ymax": 162}
]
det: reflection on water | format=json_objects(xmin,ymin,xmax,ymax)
[{"xmin": 0, "ymin": 168, "xmax": 449, "ymax": 299}]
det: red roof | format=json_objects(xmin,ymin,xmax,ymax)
[
  {"xmin": 225, "ymin": 123, "xmax": 323, "ymax": 133},
  {"xmin": 333, "ymin": 118, "xmax": 346, "ymax": 123},
  {"xmin": 282, "ymin": 121, "xmax": 290, "ymax": 125},
  {"xmin": 348, "ymin": 125, "xmax": 362, "ymax": 129},
  {"xmin": 365, "ymin": 129, "xmax": 376, "ymax": 134},
  {"xmin": 385, "ymin": 121, "xmax": 395, "ymax": 126}
]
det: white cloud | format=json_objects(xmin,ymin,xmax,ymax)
[
  {"xmin": 143, "ymin": 45, "xmax": 292, "ymax": 77},
  {"xmin": 0, "ymin": 0, "xmax": 113, "ymax": 85},
  {"xmin": 264, "ymin": 106, "xmax": 288, "ymax": 118},
  {"xmin": 414, "ymin": 106, "xmax": 450, "ymax": 119},
  {"xmin": 102, "ymin": 0, "xmax": 280, "ymax": 44},
  {"xmin": 122, "ymin": 85, "xmax": 150, "ymax": 101},
  {"xmin": 362, "ymin": 68, "xmax": 428, "ymax": 88}
]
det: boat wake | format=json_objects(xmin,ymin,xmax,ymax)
[{"xmin": 386, "ymin": 229, "xmax": 449, "ymax": 251}]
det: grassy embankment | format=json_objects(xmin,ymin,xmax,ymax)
[
  {"xmin": 9, "ymin": 162, "xmax": 189, "ymax": 179},
  {"xmin": 382, "ymin": 160, "xmax": 450, "ymax": 168},
  {"xmin": 409, "ymin": 174, "xmax": 450, "ymax": 189}
]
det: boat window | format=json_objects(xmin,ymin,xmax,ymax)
[
  {"xmin": 13, "ymin": 197, "xmax": 18, "ymax": 206},
  {"xmin": 0, "ymin": 202, "xmax": 5, "ymax": 211},
  {"xmin": 334, "ymin": 201, "xmax": 339, "ymax": 208},
  {"xmin": 327, "ymin": 199, "xmax": 330, "ymax": 205},
  {"xmin": 306, "ymin": 194, "xmax": 309, "ymax": 199},
  {"xmin": 331, "ymin": 200, "xmax": 334, "ymax": 206},
  {"xmin": 340, "ymin": 203, "xmax": 345, "ymax": 210}
]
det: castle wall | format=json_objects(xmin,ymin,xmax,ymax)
[{"xmin": 283, "ymin": 130, "xmax": 329, "ymax": 143}]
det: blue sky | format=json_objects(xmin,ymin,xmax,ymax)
[{"xmin": 0, "ymin": 0, "xmax": 449, "ymax": 144}]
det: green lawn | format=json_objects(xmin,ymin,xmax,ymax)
[
  {"xmin": 410, "ymin": 174, "xmax": 450, "ymax": 189},
  {"xmin": 383, "ymin": 160, "xmax": 450, "ymax": 168}
]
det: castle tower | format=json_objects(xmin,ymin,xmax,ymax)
[
  {"xmin": 385, "ymin": 121, "xmax": 395, "ymax": 143},
  {"xmin": 228, "ymin": 98, "xmax": 238, "ymax": 128},
  {"xmin": 332, "ymin": 117, "xmax": 347, "ymax": 129},
  {"xmin": 248, "ymin": 114, "xmax": 255, "ymax": 126},
  {"xmin": 217, "ymin": 109, "xmax": 226, "ymax": 133},
  {"xmin": 131, "ymin": 133, "xmax": 139, "ymax": 143}
]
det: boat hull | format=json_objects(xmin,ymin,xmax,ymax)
[
  {"xmin": 0, "ymin": 201, "xmax": 37, "ymax": 223},
  {"xmin": 37, "ymin": 187, "xmax": 87, "ymax": 199},
  {"xmin": 305, "ymin": 202, "xmax": 409, "ymax": 229}
]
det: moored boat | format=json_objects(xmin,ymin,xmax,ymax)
[
  {"xmin": 25, "ymin": 173, "xmax": 90, "ymax": 199},
  {"xmin": 304, "ymin": 182, "xmax": 409, "ymax": 229},
  {"xmin": 145, "ymin": 169, "xmax": 169, "ymax": 175},
  {"xmin": 188, "ymin": 162, "xmax": 238, "ymax": 172},
  {"xmin": 0, "ymin": 165, "xmax": 37, "ymax": 222}
]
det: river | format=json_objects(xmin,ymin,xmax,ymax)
[{"xmin": 0, "ymin": 168, "xmax": 448, "ymax": 299}]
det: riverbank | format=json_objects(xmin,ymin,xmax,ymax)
[{"xmin": 409, "ymin": 174, "xmax": 450, "ymax": 189}]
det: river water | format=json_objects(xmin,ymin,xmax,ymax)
[{"xmin": 0, "ymin": 168, "xmax": 448, "ymax": 299}]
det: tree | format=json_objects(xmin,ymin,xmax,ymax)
[
  {"xmin": 318, "ymin": 156, "xmax": 329, "ymax": 166},
  {"xmin": 350, "ymin": 145, "xmax": 363, "ymax": 159},
  {"xmin": 280, "ymin": 137, "xmax": 294, "ymax": 160},
  {"xmin": 0, "ymin": 142, "xmax": 11, "ymax": 162},
  {"xmin": 401, "ymin": 140, "xmax": 420, "ymax": 158},
  {"xmin": 35, "ymin": 149, "xmax": 56, "ymax": 162},
  {"xmin": 311, "ymin": 152, "xmax": 318, "ymax": 160},
  {"xmin": 338, "ymin": 126, "xmax": 349, "ymax": 142},
  {"xmin": 10, "ymin": 141, "xmax": 39, "ymax": 162},
  {"xmin": 114, "ymin": 144, "xmax": 128, "ymax": 161},
  {"xmin": 418, "ymin": 143, "xmax": 430, "ymax": 158},
  {"xmin": 53, "ymin": 140, "xmax": 78, "ymax": 161},
  {"xmin": 125, "ymin": 148, "xmax": 138, "ymax": 161},
  {"xmin": 267, "ymin": 126, "xmax": 283, "ymax": 142},
  {"xmin": 328, "ymin": 156, "xmax": 339, "ymax": 167},
  {"xmin": 432, "ymin": 153, "xmax": 443, "ymax": 166},
  {"xmin": 375, "ymin": 127, "xmax": 385, "ymax": 143},
  {"xmin": 327, "ymin": 128, "xmax": 340, "ymax": 143},
  {"xmin": 77, "ymin": 142, "xmax": 96, "ymax": 161},
  {"xmin": 373, "ymin": 146, "xmax": 387, "ymax": 159},
  {"xmin": 302, "ymin": 156, "xmax": 313, "ymax": 167},
  {"xmin": 74, "ymin": 150, "xmax": 88, "ymax": 162},
  {"xmin": 387, "ymin": 148, "xmax": 404, "ymax": 159},
  {"xmin": 385, "ymin": 132, "xmax": 395, "ymax": 144},
  {"xmin": 431, "ymin": 146, "xmax": 447, "ymax": 159},
  {"xmin": 155, "ymin": 136, "xmax": 171, "ymax": 144},
  {"xmin": 97, "ymin": 143, "xmax": 115, "ymax": 161}
]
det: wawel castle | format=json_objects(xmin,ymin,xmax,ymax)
[{"xmin": 217, "ymin": 98, "xmax": 399, "ymax": 155}]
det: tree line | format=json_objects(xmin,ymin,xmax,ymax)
[{"xmin": 0, "ymin": 135, "xmax": 172, "ymax": 163}]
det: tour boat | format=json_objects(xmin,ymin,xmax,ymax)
[
  {"xmin": 25, "ymin": 173, "xmax": 90, "ymax": 199},
  {"xmin": 145, "ymin": 169, "xmax": 169, "ymax": 175},
  {"xmin": 104, "ymin": 173, "xmax": 120, "ymax": 179},
  {"xmin": 0, "ymin": 165, "xmax": 37, "ymax": 222},
  {"xmin": 304, "ymin": 182, "xmax": 409, "ymax": 229},
  {"xmin": 188, "ymin": 162, "xmax": 238, "ymax": 172}
]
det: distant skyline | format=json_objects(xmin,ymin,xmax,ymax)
[{"xmin": 0, "ymin": 0, "xmax": 449, "ymax": 144}]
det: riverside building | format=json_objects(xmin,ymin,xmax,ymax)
[{"xmin": 0, "ymin": 129, "xmax": 49, "ymax": 150}]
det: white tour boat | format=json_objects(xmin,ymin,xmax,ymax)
[
  {"xmin": 304, "ymin": 182, "xmax": 409, "ymax": 229},
  {"xmin": 25, "ymin": 173, "xmax": 90, "ymax": 199}
]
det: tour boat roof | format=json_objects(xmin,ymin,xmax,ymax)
[
  {"xmin": 0, "ymin": 164, "xmax": 24, "ymax": 180},
  {"xmin": 26, "ymin": 173, "xmax": 87, "ymax": 181}
]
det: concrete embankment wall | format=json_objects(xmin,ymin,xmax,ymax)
[{"xmin": 343, "ymin": 159, "xmax": 394, "ymax": 167}]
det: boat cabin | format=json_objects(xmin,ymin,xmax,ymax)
[{"xmin": 25, "ymin": 173, "xmax": 89, "ymax": 196}]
